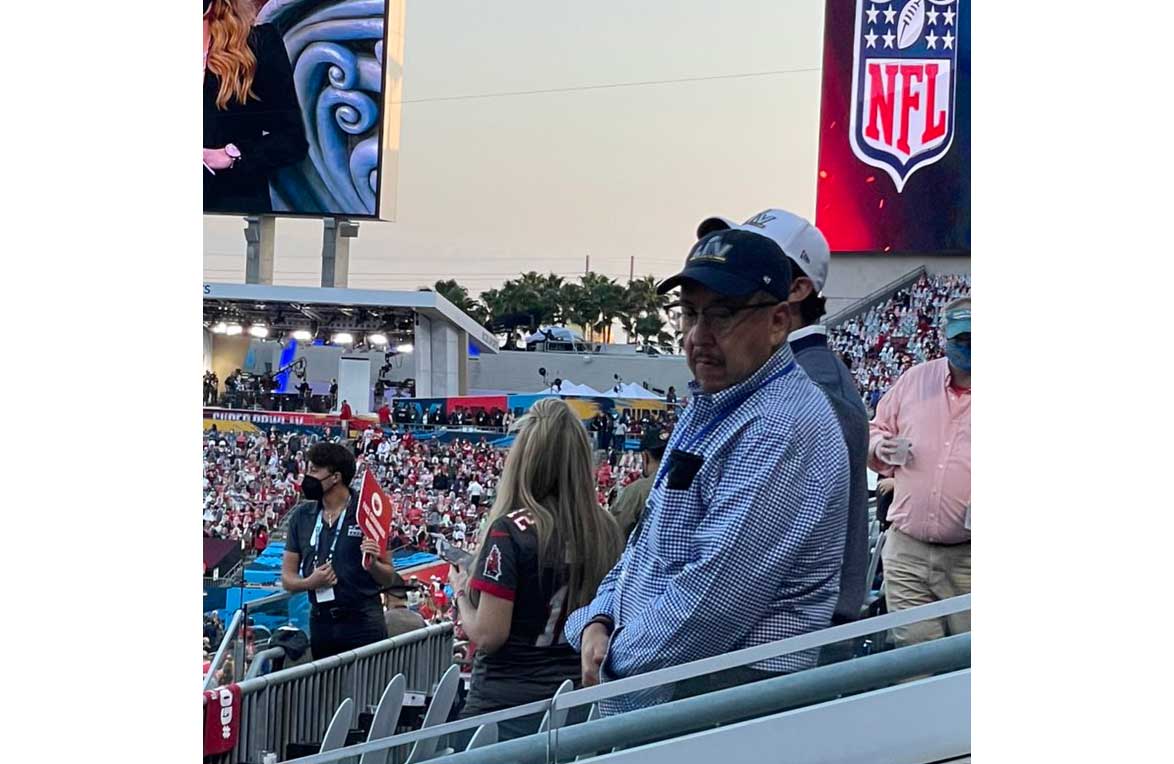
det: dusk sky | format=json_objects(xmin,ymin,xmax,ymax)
[{"xmin": 203, "ymin": 0, "xmax": 827, "ymax": 298}]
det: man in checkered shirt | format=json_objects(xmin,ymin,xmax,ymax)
[{"xmin": 564, "ymin": 225, "xmax": 850, "ymax": 714}]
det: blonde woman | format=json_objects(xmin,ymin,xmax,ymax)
[
  {"xmin": 450, "ymin": 398, "xmax": 623, "ymax": 740},
  {"xmin": 203, "ymin": 0, "xmax": 307, "ymax": 213}
]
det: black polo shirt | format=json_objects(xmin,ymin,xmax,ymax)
[{"xmin": 286, "ymin": 490, "xmax": 381, "ymax": 610}]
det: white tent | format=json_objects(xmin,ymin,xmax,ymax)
[
  {"xmin": 602, "ymin": 382, "xmax": 664, "ymax": 400},
  {"xmin": 537, "ymin": 379, "xmax": 605, "ymax": 396}
]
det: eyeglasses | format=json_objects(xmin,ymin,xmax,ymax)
[{"xmin": 667, "ymin": 300, "xmax": 781, "ymax": 336}]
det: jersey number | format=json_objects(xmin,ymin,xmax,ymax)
[{"xmin": 507, "ymin": 508, "xmax": 534, "ymax": 532}]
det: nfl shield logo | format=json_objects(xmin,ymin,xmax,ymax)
[{"xmin": 849, "ymin": 0, "xmax": 961, "ymax": 192}]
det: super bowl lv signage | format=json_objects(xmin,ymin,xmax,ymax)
[{"xmin": 815, "ymin": 0, "xmax": 969, "ymax": 254}]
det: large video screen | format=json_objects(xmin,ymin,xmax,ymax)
[
  {"xmin": 815, "ymin": 0, "xmax": 970, "ymax": 255},
  {"xmin": 202, "ymin": 0, "xmax": 404, "ymax": 219}
]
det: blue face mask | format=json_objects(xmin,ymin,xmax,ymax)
[{"xmin": 945, "ymin": 339, "xmax": 971, "ymax": 373}]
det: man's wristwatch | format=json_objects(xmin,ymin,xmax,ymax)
[{"xmin": 224, "ymin": 143, "xmax": 242, "ymax": 167}]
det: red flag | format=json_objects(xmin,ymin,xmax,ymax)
[
  {"xmin": 203, "ymin": 684, "xmax": 241, "ymax": 756},
  {"xmin": 358, "ymin": 468, "xmax": 392, "ymax": 568}
]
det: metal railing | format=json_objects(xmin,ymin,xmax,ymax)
[
  {"xmin": 825, "ymin": 266, "xmax": 928, "ymax": 328},
  {"xmin": 282, "ymin": 595, "xmax": 971, "ymax": 764},
  {"xmin": 205, "ymin": 589, "xmax": 293, "ymax": 691},
  {"xmin": 421, "ymin": 637, "xmax": 971, "ymax": 764},
  {"xmin": 204, "ymin": 623, "xmax": 454, "ymax": 764}
]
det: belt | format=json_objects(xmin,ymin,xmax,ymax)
[{"xmin": 893, "ymin": 528, "xmax": 970, "ymax": 547}]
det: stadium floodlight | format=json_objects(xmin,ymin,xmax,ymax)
[
  {"xmin": 368, "ymin": 333, "xmax": 388, "ymax": 346},
  {"xmin": 332, "ymin": 332, "xmax": 354, "ymax": 345},
  {"xmin": 248, "ymin": 325, "xmax": 269, "ymax": 338},
  {"xmin": 226, "ymin": 324, "xmax": 243, "ymax": 336},
  {"xmin": 291, "ymin": 329, "xmax": 313, "ymax": 341},
  {"xmin": 211, "ymin": 322, "xmax": 228, "ymax": 334},
  {"xmin": 395, "ymin": 343, "xmax": 414, "ymax": 353}
]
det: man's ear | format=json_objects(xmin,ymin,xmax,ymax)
[{"xmin": 788, "ymin": 276, "xmax": 814, "ymax": 304}]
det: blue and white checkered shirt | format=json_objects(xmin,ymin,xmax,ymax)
[{"xmin": 564, "ymin": 343, "xmax": 850, "ymax": 713}]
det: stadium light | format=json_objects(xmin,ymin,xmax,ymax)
[
  {"xmin": 291, "ymin": 329, "xmax": 312, "ymax": 341},
  {"xmin": 211, "ymin": 322, "xmax": 228, "ymax": 334},
  {"xmin": 332, "ymin": 332, "xmax": 354, "ymax": 345},
  {"xmin": 248, "ymin": 325, "xmax": 269, "ymax": 338},
  {"xmin": 368, "ymin": 333, "xmax": 388, "ymax": 346},
  {"xmin": 226, "ymin": 324, "xmax": 243, "ymax": 336},
  {"xmin": 395, "ymin": 343, "xmax": 414, "ymax": 353}
]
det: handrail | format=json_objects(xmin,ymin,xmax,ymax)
[
  {"xmin": 553, "ymin": 593, "xmax": 969, "ymax": 711},
  {"xmin": 825, "ymin": 266, "xmax": 927, "ymax": 327},
  {"xmin": 244, "ymin": 646, "xmax": 287, "ymax": 680},
  {"xmin": 203, "ymin": 622, "xmax": 455, "ymax": 764},
  {"xmin": 203, "ymin": 589, "xmax": 293, "ymax": 690},
  {"xmin": 285, "ymin": 632, "xmax": 971, "ymax": 764},
  {"xmin": 203, "ymin": 608, "xmax": 244, "ymax": 691},
  {"xmin": 232, "ymin": 621, "xmax": 452, "ymax": 693},
  {"xmin": 434, "ymin": 637, "xmax": 972, "ymax": 764},
  {"xmin": 274, "ymin": 595, "xmax": 971, "ymax": 764}
]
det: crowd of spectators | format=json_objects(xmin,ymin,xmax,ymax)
[
  {"xmin": 390, "ymin": 403, "xmax": 513, "ymax": 430},
  {"xmin": 202, "ymin": 428, "xmax": 308, "ymax": 550},
  {"xmin": 828, "ymin": 273, "xmax": 971, "ymax": 413},
  {"xmin": 587, "ymin": 408, "xmax": 678, "ymax": 453},
  {"xmin": 202, "ymin": 410, "xmax": 663, "ymax": 568},
  {"xmin": 354, "ymin": 429, "xmax": 504, "ymax": 557}
]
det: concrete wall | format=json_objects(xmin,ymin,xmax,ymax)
[
  {"xmin": 823, "ymin": 254, "xmax": 971, "ymax": 317},
  {"xmin": 469, "ymin": 349, "xmax": 692, "ymax": 396},
  {"xmin": 210, "ymin": 334, "xmax": 253, "ymax": 388}
]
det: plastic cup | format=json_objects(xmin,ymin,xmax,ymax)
[{"xmin": 888, "ymin": 437, "xmax": 913, "ymax": 466}]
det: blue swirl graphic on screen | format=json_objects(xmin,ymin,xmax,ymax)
[{"xmin": 258, "ymin": 0, "xmax": 396, "ymax": 217}]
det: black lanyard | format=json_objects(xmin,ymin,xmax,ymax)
[{"xmin": 654, "ymin": 361, "xmax": 796, "ymax": 489}]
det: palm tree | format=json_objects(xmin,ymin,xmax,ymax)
[
  {"xmin": 573, "ymin": 272, "xmax": 627, "ymax": 344},
  {"xmin": 620, "ymin": 275, "xmax": 668, "ymax": 344},
  {"xmin": 432, "ymin": 279, "xmax": 488, "ymax": 324},
  {"xmin": 560, "ymin": 282, "xmax": 590, "ymax": 340}
]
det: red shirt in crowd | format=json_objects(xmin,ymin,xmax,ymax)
[
  {"xmin": 340, "ymin": 402, "xmax": 353, "ymax": 421},
  {"xmin": 378, "ymin": 404, "xmax": 392, "ymax": 426}
]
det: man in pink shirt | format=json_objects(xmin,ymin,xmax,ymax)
[{"xmin": 869, "ymin": 297, "xmax": 971, "ymax": 646}]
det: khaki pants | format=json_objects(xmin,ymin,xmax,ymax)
[{"xmin": 882, "ymin": 528, "xmax": 971, "ymax": 647}]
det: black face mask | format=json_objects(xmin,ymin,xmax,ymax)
[{"xmin": 301, "ymin": 475, "xmax": 329, "ymax": 501}]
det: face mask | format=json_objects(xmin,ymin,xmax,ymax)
[
  {"xmin": 945, "ymin": 339, "xmax": 971, "ymax": 373},
  {"xmin": 301, "ymin": 475, "xmax": 328, "ymax": 501}
]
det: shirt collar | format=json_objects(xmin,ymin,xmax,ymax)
[
  {"xmin": 787, "ymin": 324, "xmax": 827, "ymax": 342},
  {"xmin": 789, "ymin": 324, "xmax": 829, "ymax": 354},
  {"xmin": 687, "ymin": 342, "xmax": 796, "ymax": 407}
]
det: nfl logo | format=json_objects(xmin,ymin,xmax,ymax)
[{"xmin": 849, "ymin": 0, "xmax": 961, "ymax": 192}]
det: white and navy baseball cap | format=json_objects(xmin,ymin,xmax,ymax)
[{"xmin": 696, "ymin": 208, "xmax": 831, "ymax": 293}]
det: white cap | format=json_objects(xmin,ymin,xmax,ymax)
[{"xmin": 696, "ymin": 208, "xmax": 831, "ymax": 293}]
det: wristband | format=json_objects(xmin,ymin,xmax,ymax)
[{"xmin": 586, "ymin": 615, "xmax": 614, "ymax": 635}]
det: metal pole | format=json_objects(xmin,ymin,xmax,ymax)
[
  {"xmin": 204, "ymin": 608, "xmax": 245, "ymax": 691},
  {"xmin": 629, "ymin": 255, "xmax": 634, "ymax": 283}
]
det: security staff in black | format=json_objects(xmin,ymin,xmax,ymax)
[{"xmin": 282, "ymin": 443, "xmax": 396, "ymax": 659}]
